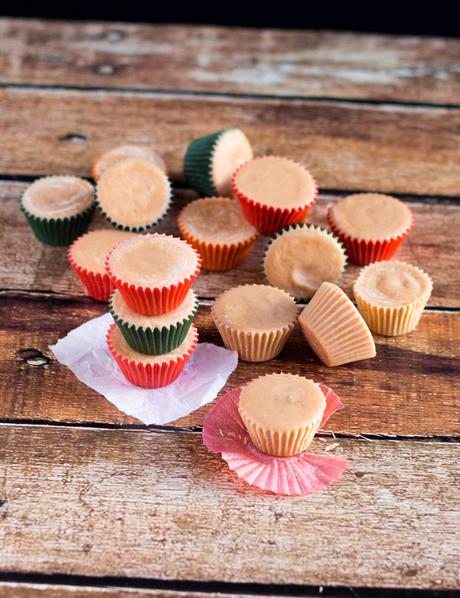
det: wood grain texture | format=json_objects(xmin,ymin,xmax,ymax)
[
  {"xmin": 0, "ymin": 182, "xmax": 458, "ymax": 308},
  {"xmin": 0, "ymin": 88, "xmax": 459, "ymax": 196},
  {"xmin": 0, "ymin": 424, "xmax": 458, "ymax": 589},
  {"xmin": 2, "ymin": 19, "xmax": 460, "ymax": 105},
  {"xmin": 0, "ymin": 583, "xmax": 275, "ymax": 598},
  {"xmin": 1, "ymin": 296, "xmax": 458, "ymax": 437}
]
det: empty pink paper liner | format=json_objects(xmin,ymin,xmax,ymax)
[{"xmin": 203, "ymin": 385, "xmax": 348, "ymax": 496}]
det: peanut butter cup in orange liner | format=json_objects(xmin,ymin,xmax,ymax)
[
  {"xmin": 178, "ymin": 197, "xmax": 258, "ymax": 271},
  {"xmin": 107, "ymin": 323, "xmax": 198, "ymax": 388},
  {"xmin": 203, "ymin": 374, "xmax": 347, "ymax": 496},
  {"xmin": 327, "ymin": 193, "xmax": 413, "ymax": 265},
  {"xmin": 354, "ymin": 261, "xmax": 432, "ymax": 336},
  {"xmin": 96, "ymin": 158, "xmax": 171, "ymax": 232},
  {"xmin": 299, "ymin": 282, "xmax": 376, "ymax": 367},
  {"xmin": 106, "ymin": 233, "xmax": 201, "ymax": 316},
  {"xmin": 68, "ymin": 229, "xmax": 136, "ymax": 301},
  {"xmin": 211, "ymin": 284, "xmax": 297, "ymax": 362},
  {"xmin": 232, "ymin": 156, "xmax": 318, "ymax": 234},
  {"xmin": 92, "ymin": 144, "xmax": 166, "ymax": 180}
]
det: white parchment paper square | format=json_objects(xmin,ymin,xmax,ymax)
[{"xmin": 50, "ymin": 313, "xmax": 238, "ymax": 425}]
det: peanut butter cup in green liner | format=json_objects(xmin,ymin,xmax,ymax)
[
  {"xmin": 183, "ymin": 128, "xmax": 253, "ymax": 197},
  {"xmin": 21, "ymin": 176, "xmax": 95, "ymax": 246},
  {"xmin": 110, "ymin": 288, "xmax": 199, "ymax": 355}
]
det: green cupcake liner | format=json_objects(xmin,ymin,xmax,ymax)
[
  {"xmin": 110, "ymin": 296, "xmax": 199, "ymax": 355},
  {"xmin": 184, "ymin": 129, "xmax": 230, "ymax": 196},
  {"xmin": 21, "ymin": 203, "xmax": 95, "ymax": 247}
]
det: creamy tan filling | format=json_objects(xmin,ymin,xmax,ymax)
[
  {"xmin": 265, "ymin": 227, "xmax": 345, "ymax": 299},
  {"xmin": 330, "ymin": 193, "xmax": 412, "ymax": 241},
  {"xmin": 97, "ymin": 159, "xmax": 170, "ymax": 228},
  {"xmin": 109, "ymin": 233, "xmax": 199, "ymax": 287},
  {"xmin": 110, "ymin": 324, "xmax": 197, "ymax": 364},
  {"xmin": 234, "ymin": 157, "xmax": 315, "ymax": 208},
  {"xmin": 213, "ymin": 284, "xmax": 297, "ymax": 331},
  {"xmin": 22, "ymin": 176, "xmax": 94, "ymax": 219},
  {"xmin": 211, "ymin": 129, "xmax": 253, "ymax": 196},
  {"xmin": 112, "ymin": 288, "xmax": 197, "ymax": 327},
  {"xmin": 93, "ymin": 144, "xmax": 166, "ymax": 179},
  {"xmin": 354, "ymin": 262, "xmax": 432, "ymax": 307},
  {"xmin": 70, "ymin": 229, "xmax": 136, "ymax": 274},
  {"xmin": 239, "ymin": 373, "xmax": 326, "ymax": 432},
  {"xmin": 180, "ymin": 197, "xmax": 257, "ymax": 243}
]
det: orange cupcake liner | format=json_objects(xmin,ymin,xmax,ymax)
[
  {"xmin": 327, "ymin": 207, "xmax": 414, "ymax": 266},
  {"xmin": 178, "ymin": 220, "xmax": 258, "ymax": 272},
  {"xmin": 105, "ymin": 245, "xmax": 202, "ymax": 316},
  {"xmin": 107, "ymin": 323, "xmax": 198, "ymax": 388},
  {"xmin": 232, "ymin": 159, "xmax": 318, "ymax": 234},
  {"xmin": 67, "ymin": 243, "xmax": 113, "ymax": 301}
]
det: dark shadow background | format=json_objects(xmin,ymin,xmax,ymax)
[{"xmin": 2, "ymin": 1, "xmax": 460, "ymax": 37}]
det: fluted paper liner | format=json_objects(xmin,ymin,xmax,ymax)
[
  {"xmin": 184, "ymin": 129, "xmax": 229, "ymax": 196},
  {"xmin": 21, "ymin": 200, "xmax": 94, "ymax": 247},
  {"xmin": 105, "ymin": 237, "xmax": 202, "ymax": 316},
  {"xmin": 107, "ymin": 323, "xmax": 198, "ymax": 388},
  {"xmin": 354, "ymin": 263, "xmax": 433, "ymax": 336},
  {"xmin": 327, "ymin": 206, "xmax": 414, "ymax": 266},
  {"xmin": 110, "ymin": 291, "xmax": 199, "ymax": 354},
  {"xmin": 232, "ymin": 157, "xmax": 318, "ymax": 234},
  {"xmin": 211, "ymin": 290, "xmax": 296, "ymax": 362},
  {"xmin": 68, "ymin": 241, "xmax": 113, "ymax": 301},
  {"xmin": 299, "ymin": 282, "xmax": 376, "ymax": 367},
  {"xmin": 178, "ymin": 215, "xmax": 258, "ymax": 272},
  {"xmin": 203, "ymin": 385, "xmax": 347, "ymax": 496}
]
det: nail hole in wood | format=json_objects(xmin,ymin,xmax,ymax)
[
  {"xmin": 96, "ymin": 63, "xmax": 116, "ymax": 75},
  {"xmin": 58, "ymin": 133, "xmax": 87, "ymax": 143},
  {"xmin": 106, "ymin": 30, "xmax": 125, "ymax": 42},
  {"xmin": 16, "ymin": 348, "xmax": 51, "ymax": 366}
]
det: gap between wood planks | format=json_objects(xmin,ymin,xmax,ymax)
[
  {"xmin": 0, "ymin": 573, "xmax": 458, "ymax": 598},
  {"xmin": 3, "ymin": 81, "xmax": 460, "ymax": 113},
  {"xmin": 0, "ymin": 421, "xmax": 457, "ymax": 444}
]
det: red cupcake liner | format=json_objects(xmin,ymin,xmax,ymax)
[
  {"xmin": 203, "ymin": 384, "xmax": 347, "ymax": 496},
  {"xmin": 105, "ymin": 242, "xmax": 202, "ymax": 316},
  {"xmin": 178, "ymin": 221, "xmax": 258, "ymax": 271},
  {"xmin": 232, "ymin": 160, "xmax": 318, "ymax": 235},
  {"xmin": 107, "ymin": 323, "xmax": 198, "ymax": 388},
  {"xmin": 67, "ymin": 244, "xmax": 113, "ymax": 301},
  {"xmin": 327, "ymin": 208, "xmax": 414, "ymax": 266}
]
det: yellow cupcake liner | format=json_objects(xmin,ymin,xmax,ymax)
[
  {"xmin": 239, "ymin": 411, "xmax": 323, "ymax": 457},
  {"xmin": 354, "ymin": 266, "xmax": 433, "ymax": 336},
  {"xmin": 299, "ymin": 282, "xmax": 376, "ymax": 367},
  {"xmin": 211, "ymin": 313, "xmax": 295, "ymax": 362}
]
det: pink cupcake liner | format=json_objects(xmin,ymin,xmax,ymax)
[
  {"xmin": 232, "ymin": 159, "xmax": 318, "ymax": 235},
  {"xmin": 107, "ymin": 323, "xmax": 198, "ymax": 388},
  {"xmin": 67, "ymin": 243, "xmax": 113, "ymax": 301},
  {"xmin": 203, "ymin": 384, "xmax": 348, "ymax": 496},
  {"xmin": 327, "ymin": 208, "xmax": 414, "ymax": 266},
  {"xmin": 105, "ymin": 244, "xmax": 202, "ymax": 316}
]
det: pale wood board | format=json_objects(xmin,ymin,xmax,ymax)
[
  {"xmin": 0, "ymin": 424, "xmax": 458, "ymax": 589},
  {"xmin": 0, "ymin": 296, "xmax": 458, "ymax": 436},
  {"xmin": 2, "ymin": 19, "xmax": 460, "ymax": 105},
  {"xmin": 0, "ymin": 89, "xmax": 459, "ymax": 195},
  {"xmin": 0, "ymin": 182, "xmax": 458, "ymax": 308}
]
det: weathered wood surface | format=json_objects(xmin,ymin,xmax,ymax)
[
  {"xmin": 1, "ymin": 182, "xmax": 458, "ymax": 308},
  {"xmin": 2, "ymin": 19, "xmax": 460, "ymax": 106},
  {"xmin": 0, "ymin": 424, "xmax": 458, "ymax": 589},
  {"xmin": 0, "ymin": 584, "xmax": 273, "ymax": 598},
  {"xmin": 1, "ymin": 296, "xmax": 458, "ymax": 437},
  {"xmin": 0, "ymin": 89, "xmax": 459, "ymax": 196}
]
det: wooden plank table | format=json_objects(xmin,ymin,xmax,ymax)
[{"xmin": 0, "ymin": 18, "xmax": 458, "ymax": 597}]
